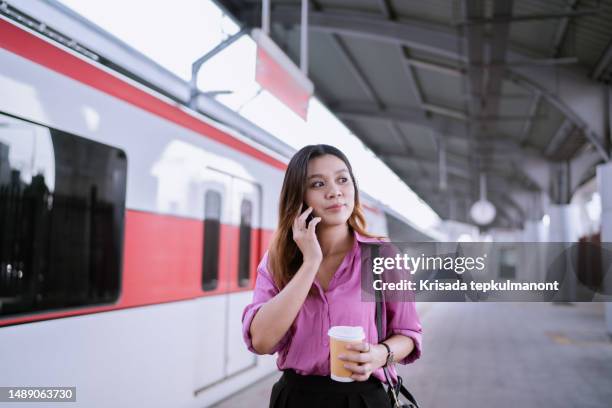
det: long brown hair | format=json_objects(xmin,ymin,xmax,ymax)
[{"xmin": 268, "ymin": 144, "xmax": 379, "ymax": 294}]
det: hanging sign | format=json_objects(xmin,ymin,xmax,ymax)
[{"xmin": 252, "ymin": 28, "xmax": 314, "ymax": 119}]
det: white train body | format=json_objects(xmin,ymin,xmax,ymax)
[{"xmin": 0, "ymin": 5, "xmax": 391, "ymax": 407}]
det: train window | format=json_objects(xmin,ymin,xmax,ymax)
[
  {"xmin": 202, "ymin": 190, "xmax": 221, "ymax": 291},
  {"xmin": 0, "ymin": 113, "xmax": 126, "ymax": 318},
  {"xmin": 238, "ymin": 199, "xmax": 252, "ymax": 288}
]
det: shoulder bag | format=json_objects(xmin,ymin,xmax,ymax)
[{"xmin": 371, "ymin": 244, "xmax": 420, "ymax": 408}]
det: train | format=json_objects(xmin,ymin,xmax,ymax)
[{"xmin": 0, "ymin": 2, "xmax": 433, "ymax": 407}]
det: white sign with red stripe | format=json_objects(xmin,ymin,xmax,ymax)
[{"xmin": 252, "ymin": 28, "xmax": 314, "ymax": 120}]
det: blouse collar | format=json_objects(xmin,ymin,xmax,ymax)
[{"xmin": 353, "ymin": 230, "xmax": 386, "ymax": 244}]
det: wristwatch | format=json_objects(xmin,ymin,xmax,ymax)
[{"xmin": 380, "ymin": 342, "xmax": 394, "ymax": 367}]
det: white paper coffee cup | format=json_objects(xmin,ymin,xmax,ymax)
[{"xmin": 328, "ymin": 326, "xmax": 365, "ymax": 382}]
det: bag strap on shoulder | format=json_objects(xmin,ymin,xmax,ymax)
[{"xmin": 370, "ymin": 244, "xmax": 420, "ymax": 408}]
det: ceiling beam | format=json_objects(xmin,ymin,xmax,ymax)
[
  {"xmin": 482, "ymin": 0, "xmax": 513, "ymax": 123},
  {"xmin": 385, "ymin": 154, "xmax": 472, "ymax": 179},
  {"xmin": 398, "ymin": 171, "xmax": 533, "ymax": 195},
  {"xmin": 308, "ymin": 0, "xmax": 430, "ymax": 186},
  {"xmin": 387, "ymin": 121, "xmax": 413, "ymax": 155},
  {"xmin": 507, "ymin": 71, "xmax": 610, "ymax": 161},
  {"xmin": 376, "ymin": 0, "xmax": 393, "ymax": 20},
  {"xmin": 462, "ymin": 93, "xmax": 532, "ymax": 100},
  {"xmin": 544, "ymin": 119, "xmax": 574, "ymax": 157},
  {"xmin": 333, "ymin": 103, "xmax": 552, "ymax": 150},
  {"xmin": 376, "ymin": 0, "xmax": 427, "ymax": 116},
  {"xmin": 406, "ymin": 145, "xmax": 540, "ymax": 187},
  {"xmin": 381, "ymin": 152, "xmax": 538, "ymax": 191},
  {"xmin": 519, "ymin": 91, "xmax": 541, "ymax": 144},
  {"xmin": 245, "ymin": 6, "xmax": 607, "ymax": 159},
  {"xmin": 405, "ymin": 57, "xmax": 463, "ymax": 77},
  {"xmin": 422, "ymin": 103, "xmax": 467, "ymax": 120},
  {"xmin": 476, "ymin": 57, "xmax": 580, "ymax": 67},
  {"xmin": 399, "ymin": 49, "xmax": 425, "ymax": 109},
  {"xmin": 328, "ymin": 34, "xmax": 381, "ymax": 105},
  {"xmin": 592, "ymin": 38, "xmax": 612, "ymax": 81},
  {"xmin": 520, "ymin": 0, "xmax": 578, "ymax": 147},
  {"xmin": 403, "ymin": 180, "xmax": 521, "ymax": 227},
  {"xmin": 552, "ymin": 0, "xmax": 580, "ymax": 57},
  {"xmin": 382, "ymin": 141, "xmax": 543, "ymax": 163},
  {"xmin": 455, "ymin": 8, "xmax": 599, "ymax": 25},
  {"xmin": 330, "ymin": 32, "xmax": 432, "ymax": 188},
  {"xmin": 242, "ymin": 6, "xmax": 463, "ymax": 60},
  {"xmin": 462, "ymin": 0, "xmax": 485, "ymax": 119},
  {"xmin": 404, "ymin": 57, "xmax": 578, "ymax": 76},
  {"xmin": 332, "ymin": 103, "xmax": 470, "ymax": 139},
  {"xmin": 329, "ymin": 102, "xmax": 541, "ymax": 124},
  {"xmin": 375, "ymin": 0, "xmax": 437, "ymax": 184}
]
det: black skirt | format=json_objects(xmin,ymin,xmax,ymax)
[{"xmin": 269, "ymin": 369, "xmax": 392, "ymax": 408}]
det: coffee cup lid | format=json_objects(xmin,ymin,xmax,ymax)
[{"xmin": 327, "ymin": 326, "xmax": 365, "ymax": 341}]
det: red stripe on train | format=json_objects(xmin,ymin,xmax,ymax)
[
  {"xmin": 0, "ymin": 18, "xmax": 287, "ymax": 171},
  {"xmin": 0, "ymin": 210, "xmax": 273, "ymax": 327},
  {"xmin": 121, "ymin": 211, "xmax": 204, "ymax": 306}
]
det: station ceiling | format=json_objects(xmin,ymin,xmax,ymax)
[{"xmin": 215, "ymin": 0, "xmax": 612, "ymax": 229}]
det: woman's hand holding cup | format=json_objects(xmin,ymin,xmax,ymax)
[
  {"xmin": 292, "ymin": 204, "xmax": 322, "ymax": 264},
  {"xmin": 338, "ymin": 342, "xmax": 388, "ymax": 382}
]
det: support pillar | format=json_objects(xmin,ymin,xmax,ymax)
[
  {"xmin": 597, "ymin": 161, "xmax": 612, "ymax": 336},
  {"xmin": 548, "ymin": 205, "xmax": 578, "ymax": 242},
  {"xmin": 521, "ymin": 193, "xmax": 545, "ymax": 282},
  {"xmin": 547, "ymin": 161, "xmax": 577, "ymax": 301}
]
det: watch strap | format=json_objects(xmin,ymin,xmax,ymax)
[{"xmin": 380, "ymin": 341, "xmax": 394, "ymax": 367}]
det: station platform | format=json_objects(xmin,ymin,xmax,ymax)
[{"xmin": 213, "ymin": 302, "xmax": 612, "ymax": 408}]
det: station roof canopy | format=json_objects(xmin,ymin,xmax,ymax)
[{"xmin": 215, "ymin": 0, "xmax": 612, "ymax": 229}]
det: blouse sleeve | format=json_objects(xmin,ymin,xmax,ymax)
[
  {"xmin": 385, "ymin": 298, "xmax": 423, "ymax": 364},
  {"xmin": 241, "ymin": 252, "xmax": 291, "ymax": 355}
]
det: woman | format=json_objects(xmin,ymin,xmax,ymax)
[{"xmin": 241, "ymin": 144, "xmax": 422, "ymax": 408}]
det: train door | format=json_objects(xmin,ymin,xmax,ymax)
[
  {"xmin": 225, "ymin": 177, "xmax": 261, "ymax": 376},
  {"xmin": 194, "ymin": 170, "xmax": 231, "ymax": 392},
  {"xmin": 194, "ymin": 170, "xmax": 261, "ymax": 392}
]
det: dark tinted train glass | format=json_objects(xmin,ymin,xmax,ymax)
[
  {"xmin": 238, "ymin": 199, "xmax": 252, "ymax": 288},
  {"xmin": 0, "ymin": 113, "xmax": 126, "ymax": 318},
  {"xmin": 202, "ymin": 190, "xmax": 221, "ymax": 291}
]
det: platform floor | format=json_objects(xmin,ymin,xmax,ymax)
[{"xmin": 213, "ymin": 302, "xmax": 612, "ymax": 408}]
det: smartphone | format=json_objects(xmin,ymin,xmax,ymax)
[{"xmin": 303, "ymin": 202, "xmax": 314, "ymax": 226}]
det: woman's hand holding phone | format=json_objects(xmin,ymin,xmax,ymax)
[{"xmin": 292, "ymin": 204, "xmax": 323, "ymax": 264}]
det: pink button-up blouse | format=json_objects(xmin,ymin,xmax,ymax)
[{"xmin": 241, "ymin": 231, "xmax": 422, "ymax": 384}]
